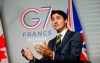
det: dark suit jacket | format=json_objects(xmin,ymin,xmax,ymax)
[{"xmin": 29, "ymin": 30, "xmax": 83, "ymax": 63}]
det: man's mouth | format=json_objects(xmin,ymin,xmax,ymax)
[{"xmin": 55, "ymin": 24, "xmax": 58, "ymax": 27}]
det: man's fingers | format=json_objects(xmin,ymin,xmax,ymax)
[
  {"xmin": 35, "ymin": 45, "xmax": 43, "ymax": 50},
  {"xmin": 34, "ymin": 44, "xmax": 45, "ymax": 55},
  {"xmin": 26, "ymin": 47, "xmax": 31, "ymax": 52},
  {"xmin": 43, "ymin": 42, "xmax": 48, "ymax": 47},
  {"xmin": 21, "ymin": 48, "xmax": 30, "ymax": 56},
  {"xmin": 21, "ymin": 49, "xmax": 26, "ymax": 57},
  {"xmin": 21, "ymin": 49, "xmax": 24, "ymax": 53},
  {"xmin": 35, "ymin": 45, "xmax": 42, "ymax": 51}
]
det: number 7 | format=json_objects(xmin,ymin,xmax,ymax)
[{"xmin": 40, "ymin": 6, "xmax": 53, "ymax": 29}]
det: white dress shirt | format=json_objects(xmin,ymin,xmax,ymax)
[{"xmin": 57, "ymin": 28, "xmax": 68, "ymax": 42}]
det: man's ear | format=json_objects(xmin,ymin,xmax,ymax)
[{"xmin": 65, "ymin": 19, "xmax": 67, "ymax": 23}]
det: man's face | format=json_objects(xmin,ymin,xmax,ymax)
[{"xmin": 51, "ymin": 13, "xmax": 67, "ymax": 33}]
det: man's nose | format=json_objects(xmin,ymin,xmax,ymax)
[{"xmin": 54, "ymin": 20, "xmax": 58, "ymax": 24}]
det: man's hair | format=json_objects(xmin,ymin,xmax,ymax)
[{"xmin": 51, "ymin": 10, "xmax": 67, "ymax": 20}]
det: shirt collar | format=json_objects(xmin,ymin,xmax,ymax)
[{"xmin": 57, "ymin": 28, "xmax": 68, "ymax": 36}]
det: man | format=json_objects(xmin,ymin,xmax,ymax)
[{"xmin": 21, "ymin": 10, "xmax": 83, "ymax": 63}]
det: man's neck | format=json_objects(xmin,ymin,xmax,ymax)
[{"xmin": 57, "ymin": 27, "xmax": 67, "ymax": 34}]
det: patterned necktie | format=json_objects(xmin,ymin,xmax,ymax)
[{"xmin": 56, "ymin": 34, "xmax": 62, "ymax": 48}]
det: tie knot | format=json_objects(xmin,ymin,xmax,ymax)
[{"xmin": 58, "ymin": 34, "xmax": 62, "ymax": 38}]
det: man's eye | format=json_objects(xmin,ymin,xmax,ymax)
[
  {"xmin": 51, "ymin": 19, "xmax": 54, "ymax": 21},
  {"xmin": 57, "ymin": 17, "xmax": 60, "ymax": 19}
]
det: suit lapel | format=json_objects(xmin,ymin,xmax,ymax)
[
  {"xmin": 56, "ymin": 30, "xmax": 72, "ymax": 52},
  {"xmin": 51, "ymin": 37, "xmax": 57, "ymax": 51}
]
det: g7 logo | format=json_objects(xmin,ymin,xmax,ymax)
[{"xmin": 20, "ymin": 7, "xmax": 53, "ymax": 30}]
